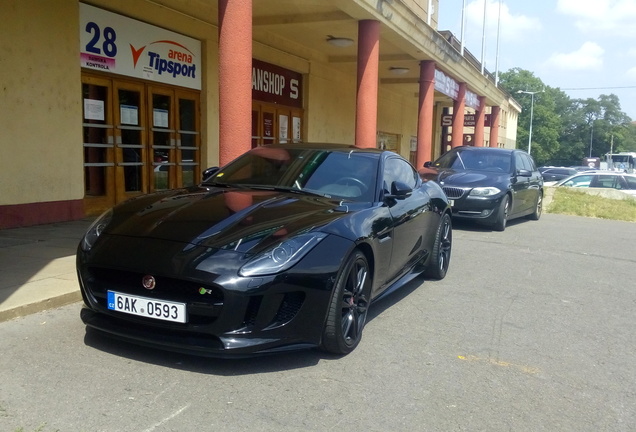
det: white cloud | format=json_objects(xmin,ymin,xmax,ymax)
[
  {"xmin": 557, "ymin": 0, "xmax": 636, "ymax": 37},
  {"xmin": 465, "ymin": 0, "xmax": 542, "ymax": 41},
  {"xmin": 544, "ymin": 42, "xmax": 605, "ymax": 71},
  {"xmin": 626, "ymin": 67, "xmax": 636, "ymax": 80}
]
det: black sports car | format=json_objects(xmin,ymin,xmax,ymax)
[
  {"xmin": 77, "ymin": 144, "xmax": 453, "ymax": 357},
  {"xmin": 421, "ymin": 146, "xmax": 543, "ymax": 231}
]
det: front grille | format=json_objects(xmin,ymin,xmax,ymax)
[
  {"xmin": 442, "ymin": 186, "xmax": 466, "ymax": 199},
  {"xmin": 85, "ymin": 266, "xmax": 224, "ymax": 325}
]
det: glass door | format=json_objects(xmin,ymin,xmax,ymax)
[
  {"xmin": 176, "ymin": 90, "xmax": 200, "ymax": 187},
  {"xmin": 82, "ymin": 75, "xmax": 115, "ymax": 215},
  {"xmin": 114, "ymin": 81, "xmax": 147, "ymax": 202},
  {"xmin": 148, "ymin": 87, "xmax": 176, "ymax": 191}
]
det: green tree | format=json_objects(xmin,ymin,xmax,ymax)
[{"xmin": 499, "ymin": 68, "xmax": 636, "ymax": 166}]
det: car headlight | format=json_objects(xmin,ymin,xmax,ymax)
[
  {"xmin": 469, "ymin": 187, "xmax": 501, "ymax": 197},
  {"xmin": 81, "ymin": 209, "xmax": 113, "ymax": 251},
  {"xmin": 239, "ymin": 232, "xmax": 328, "ymax": 277}
]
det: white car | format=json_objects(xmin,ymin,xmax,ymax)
[{"xmin": 555, "ymin": 172, "xmax": 636, "ymax": 196}]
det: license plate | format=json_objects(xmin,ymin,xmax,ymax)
[{"xmin": 107, "ymin": 291, "xmax": 187, "ymax": 323}]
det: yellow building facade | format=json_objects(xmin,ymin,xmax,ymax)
[{"xmin": 0, "ymin": 0, "xmax": 520, "ymax": 228}]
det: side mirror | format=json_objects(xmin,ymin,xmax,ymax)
[
  {"xmin": 423, "ymin": 161, "xmax": 432, "ymax": 168},
  {"xmin": 385, "ymin": 181, "xmax": 412, "ymax": 200},
  {"xmin": 202, "ymin": 167, "xmax": 220, "ymax": 181},
  {"xmin": 517, "ymin": 169, "xmax": 532, "ymax": 178}
]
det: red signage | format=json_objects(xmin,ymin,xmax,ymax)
[{"xmin": 252, "ymin": 59, "xmax": 303, "ymax": 108}]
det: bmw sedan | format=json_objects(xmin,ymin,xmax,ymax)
[
  {"xmin": 78, "ymin": 144, "xmax": 453, "ymax": 357},
  {"xmin": 421, "ymin": 146, "xmax": 543, "ymax": 231}
]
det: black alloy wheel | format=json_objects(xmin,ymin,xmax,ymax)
[
  {"xmin": 321, "ymin": 250, "xmax": 371, "ymax": 355},
  {"xmin": 425, "ymin": 212, "xmax": 452, "ymax": 280}
]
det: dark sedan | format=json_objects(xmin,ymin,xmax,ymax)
[
  {"xmin": 421, "ymin": 146, "xmax": 543, "ymax": 231},
  {"xmin": 77, "ymin": 144, "xmax": 453, "ymax": 357}
]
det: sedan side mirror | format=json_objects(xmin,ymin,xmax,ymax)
[
  {"xmin": 423, "ymin": 161, "xmax": 432, "ymax": 168},
  {"xmin": 517, "ymin": 169, "xmax": 532, "ymax": 177}
]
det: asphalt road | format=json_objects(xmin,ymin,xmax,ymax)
[{"xmin": 2, "ymin": 214, "xmax": 635, "ymax": 432}]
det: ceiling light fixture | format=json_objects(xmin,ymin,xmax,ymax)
[
  {"xmin": 326, "ymin": 35, "xmax": 354, "ymax": 47},
  {"xmin": 389, "ymin": 67, "xmax": 410, "ymax": 75}
]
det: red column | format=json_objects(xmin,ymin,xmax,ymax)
[
  {"xmin": 489, "ymin": 106, "xmax": 501, "ymax": 147},
  {"xmin": 474, "ymin": 96, "xmax": 486, "ymax": 147},
  {"xmin": 218, "ymin": 0, "xmax": 252, "ymax": 166},
  {"xmin": 450, "ymin": 83, "xmax": 466, "ymax": 148},
  {"xmin": 355, "ymin": 20, "xmax": 380, "ymax": 148},
  {"xmin": 416, "ymin": 61, "xmax": 435, "ymax": 168}
]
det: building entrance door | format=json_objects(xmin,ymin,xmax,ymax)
[{"xmin": 81, "ymin": 73, "xmax": 200, "ymax": 216}]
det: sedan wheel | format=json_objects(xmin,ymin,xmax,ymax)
[
  {"xmin": 424, "ymin": 213, "xmax": 452, "ymax": 280},
  {"xmin": 528, "ymin": 191, "xmax": 543, "ymax": 221},
  {"xmin": 493, "ymin": 195, "xmax": 510, "ymax": 231},
  {"xmin": 321, "ymin": 250, "xmax": 371, "ymax": 355}
]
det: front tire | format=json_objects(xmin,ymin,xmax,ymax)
[
  {"xmin": 424, "ymin": 213, "xmax": 452, "ymax": 280},
  {"xmin": 527, "ymin": 191, "xmax": 543, "ymax": 221},
  {"xmin": 321, "ymin": 250, "xmax": 371, "ymax": 355},
  {"xmin": 493, "ymin": 194, "xmax": 510, "ymax": 232}
]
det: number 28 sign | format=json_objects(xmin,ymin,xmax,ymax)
[{"xmin": 79, "ymin": 3, "xmax": 201, "ymax": 90}]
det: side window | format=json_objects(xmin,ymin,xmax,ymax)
[
  {"xmin": 383, "ymin": 158, "xmax": 418, "ymax": 191},
  {"xmin": 524, "ymin": 154, "xmax": 538, "ymax": 171},
  {"xmin": 514, "ymin": 153, "xmax": 529, "ymax": 172},
  {"xmin": 624, "ymin": 176, "xmax": 636, "ymax": 189}
]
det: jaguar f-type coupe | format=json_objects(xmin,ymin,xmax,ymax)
[{"xmin": 77, "ymin": 144, "xmax": 452, "ymax": 357}]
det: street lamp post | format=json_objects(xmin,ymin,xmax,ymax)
[{"xmin": 517, "ymin": 89, "xmax": 543, "ymax": 155}]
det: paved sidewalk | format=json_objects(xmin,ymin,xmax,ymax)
[{"xmin": 0, "ymin": 219, "xmax": 93, "ymax": 322}]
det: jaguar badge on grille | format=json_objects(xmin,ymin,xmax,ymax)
[{"xmin": 142, "ymin": 275, "xmax": 156, "ymax": 290}]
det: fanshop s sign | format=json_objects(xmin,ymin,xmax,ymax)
[{"xmin": 79, "ymin": 3, "xmax": 201, "ymax": 90}]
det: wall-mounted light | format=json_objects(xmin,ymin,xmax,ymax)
[
  {"xmin": 389, "ymin": 67, "xmax": 410, "ymax": 75},
  {"xmin": 326, "ymin": 35, "xmax": 354, "ymax": 47}
]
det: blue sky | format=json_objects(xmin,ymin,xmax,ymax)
[{"xmin": 437, "ymin": 0, "xmax": 636, "ymax": 120}]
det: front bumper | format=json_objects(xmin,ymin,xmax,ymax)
[
  {"xmin": 77, "ymin": 234, "xmax": 352, "ymax": 357},
  {"xmin": 444, "ymin": 188, "xmax": 505, "ymax": 223}
]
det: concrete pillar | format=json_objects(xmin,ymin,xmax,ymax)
[
  {"xmin": 451, "ymin": 83, "xmax": 466, "ymax": 148},
  {"xmin": 490, "ymin": 106, "xmax": 501, "ymax": 147},
  {"xmin": 218, "ymin": 0, "xmax": 252, "ymax": 165},
  {"xmin": 417, "ymin": 61, "xmax": 436, "ymax": 168},
  {"xmin": 474, "ymin": 96, "xmax": 486, "ymax": 147},
  {"xmin": 355, "ymin": 20, "xmax": 380, "ymax": 148}
]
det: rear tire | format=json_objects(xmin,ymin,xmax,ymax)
[
  {"xmin": 424, "ymin": 213, "xmax": 452, "ymax": 280},
  {"xmin": 493, "ymin": 195, "xmax": 510, "ymax": 232},
  {"xmin": 321, "ymin": 250, "xmax": 371, "ymax": 355}
]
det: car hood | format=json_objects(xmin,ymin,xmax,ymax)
[
  {"xmin": 428, "ymin": 169, "xmax": 510, "ymax": 188},
  {"xmin": 103, "ymin": 187, "xmax": 364, "ymax": 253}
]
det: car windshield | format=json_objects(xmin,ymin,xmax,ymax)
[
  {"xmin": 432, "ymin": 150, "xmax": 511, "ymax": 173},
  {"xmin": 204, "ymin": 147, "xmax": 378, "ymax": 202}
]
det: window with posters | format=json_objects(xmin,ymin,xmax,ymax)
[{"xmin": 251, "ymin": 59, "xmax": 304, "ymax": 147}]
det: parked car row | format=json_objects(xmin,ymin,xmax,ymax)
[{"xmin": 553, "ymin": 171, "xmax": 636, "ymax": 196}]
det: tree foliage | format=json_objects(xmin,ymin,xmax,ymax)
[{"xmin": 498, "ymin": 68, "xmax": 636, "ymax": 166}]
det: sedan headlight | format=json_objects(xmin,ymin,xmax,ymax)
[
  {"xmin": 81, "ymin": 209, "xmax": 113, "ymax": 251},
  {"xmin": 469, "ymin": 187, "xmax": 501, "ymax": 197},
  {"xmin": 239, "ymin": 232, "xmax": 327, "ymax": 277}
]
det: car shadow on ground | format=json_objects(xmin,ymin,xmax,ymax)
[
  {"xmin": 83, "ymin": 274, "xmax": 431, "ymax": 375},
  {"xmin": 450, "ymin": 217, "xmax": 527, "ymax": 232}
]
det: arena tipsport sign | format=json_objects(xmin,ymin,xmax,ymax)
[{"xmin": 79, "ymin": 4, "xmax": 201, "ymax": 90}]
